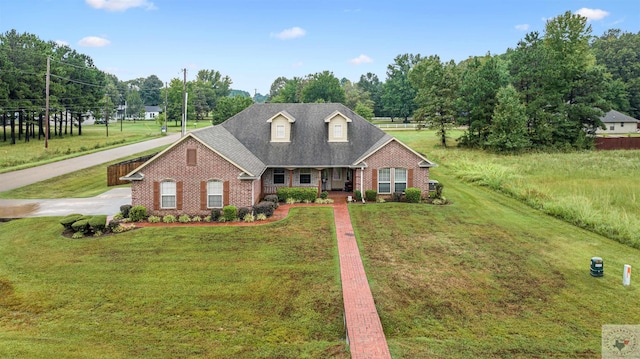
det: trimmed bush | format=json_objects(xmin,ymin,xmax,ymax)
[
  {"xmin": 243, "ymin": 213, "xmax": 255, "ymax": 222},
  {"xmin": 365, "ymin": 190, "xmax": 377, "ymax": 201},
  {"xmin": 162, "ymin": 214, "xmax": 177, "ymax": 223},
  {"xmin": 148, "ymin": 215, "xmax": 161, "ymax": 223},
  {"xmin": 405, "ymin": 188, "xmax": 422, "ymax": 203},
  {"xmin": 223, "ymin": 205, "xmax": 237, "ymax": 221},
  {"xmin": 129, "ymin": 206, "xmax": 147, "ymax": 222},
  {"xmin": 253, "ymin": 201, "xmax": 276, "ymax": 217},
  {"xmin": 392, "ymin": 192, "xmax": 403, "ymax": 202},
  {"xmin": 320, "ymin": 191, "xmax": 328, "ymax": 199},
  {"xmin": 264, "ymin": 194, "xmax": 279, "ymax": 207},
  {"xmin": 120, "ymin": 205, "xmax": 132, "ymax": 218},
  {"xmin": 354, "ymin": 190, "xmax": 362, "ymax": 202},
  {"xmin": 192, "ymin": 216, "xmax": 202, "ymax": 222},
  {"xmin": 71, "ymin": 216, "xmax": 92, "ymax": 233},
  {"xmin": 60, "ymin": 214, "xmax": 83, "ymax": 230},
  {"xmin": 178, "ymin": 214, "xmax": 191, "ymax": 223},
  {"xmin": 276, "ymin": 187, "xmax": 317, "ymax": 203},
  {"xmin": 237, "ymin": 207, "xmax": 252, "ymax": 219},
  {"xmin": 256, "ymin": 213, "xmax": 267, "ymax": 221},
  {"xmin": 210, "ymin": 208, "xmax": 222, "ymax": 222},
  {"xmin": 88, "ymin": 215, "xmax": 107, "ymax": 232}
]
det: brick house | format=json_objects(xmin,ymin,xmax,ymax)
[{"xmin": 121, "ymin": 103, "xmax": 437, "ymax": 216}]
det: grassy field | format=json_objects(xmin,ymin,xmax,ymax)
[
  {"xmin": 0, "ymin": 120, "xmax": 208, "ymax": 173},
  {"xmin": 390, "ymin": 130, "xmax": 640, "ymax": 248},
  {"xmin": 0, "ymin": 209, "xmax": 348, "ymax": 359}
]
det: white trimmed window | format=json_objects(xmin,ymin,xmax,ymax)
[
  {"xmin": 161, "ymin": 181, "xmax": 176, "ymax": 208},
  {"xmin": 299, "ymin": 168, "xmax": 311, "ymax": 184},
  {"xmin": 276, "ymin": 124, "xmax": 285, "ymax": 138},
  {"xmin": 333, "ymin": 124, "xmax": 343, "ymax": 138},
  {"xmin": 207, "ymin": 180, "xmax": 223, "ymax": 208},
  {"xmin": 378, "ymin": 168, "xmax": 391, "ymax": 193},
  {"xmin": 394, "ymin": 168, "xmax": 407, "ymax": 193},
  {"xmin": 273, "ymin": 168, "xmax": 285, "ymax": 184}
]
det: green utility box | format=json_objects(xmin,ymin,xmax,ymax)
[{"xmin": 590, "ymin": 257, "xmax": 604, "ymax": 277}]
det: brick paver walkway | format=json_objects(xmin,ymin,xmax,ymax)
[{"xmin": 333, "ymin": 201, "xmax": 392, "ymax": 359}]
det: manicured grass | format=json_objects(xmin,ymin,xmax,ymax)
[
  {"xmin": 0, "ymin": 147, "xmax": 167, "ymax": 199},
  {"xmin": 0, "ymin": 121, "xmax": 208, "ymax": 173},
  {"xmin": 390, "ymin": 130, "xmax": 640, "ymax": 248},
  {"xmin": 349, "ymin": 179, "xmax": 640, "ymax": 358},
  {"xmin": 0, "ymin": 208, "xmax": 348, "ymax": 359}
]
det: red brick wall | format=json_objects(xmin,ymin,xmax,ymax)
[
  {"xmin": 131, "ymin": 137, "xmax": 256, "ymax": 216},
  {"xmin": 355, "ymin": 139, "xmax": 431, "ymax": 198}
]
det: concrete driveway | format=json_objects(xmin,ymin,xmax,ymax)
[
  {"xmin": 0, "ymin": 188, "xmax": 131, "ymax": 219},
  {"xmin": 0, "ymin": 133, "xmax": 181, "ymax": 219}
]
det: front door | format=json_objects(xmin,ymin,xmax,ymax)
[{"xmin": 330, "ymin": 168, "xmax": 343, "ymax": 190}]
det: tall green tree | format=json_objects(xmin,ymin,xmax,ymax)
[
  {"xmin": 486, "ymin": 85, "xmax": 530, "ymax": 152},
  {"xmin": 543, "ymin": 11, "xmax": 609, "ymax": 148},
  {"xmin": 457, "ymin": 54, "xmax": 509, "ymax": 148},
  {"xmin": 382, "ymin": 53, "xmax": 421, "ymax": 122},
  {"xmin": 126, "ymin": 89, "xmax": 145, "ymax": 120},
  {"xmin": 269, "ymin": 77, "xmax": 305, "ymax": 103},
  {"xmin": 140, "ymin": 75, "xmax": 163, "ymax": 106},
  {"xmin": 357, "ymin": 72, "xmax": 384, "ymax": 117},
  {"xmin": 409, "ymin": 55, "xmax": 459, "ymax": 147},
  {"xmin": 301, "ymin": 71, "xmax": 345, "ymax": 103},
  {"xmin": 342, "ymin": 79, "xmax": 373, "ymax": 112},
  {"xmin": 212, "ymin": 95, "xmax": 253, "ymax": 125}
]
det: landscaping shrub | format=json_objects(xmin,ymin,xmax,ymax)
[
  {"xmin": 320, "ymin": 191, "xmax": 328, "ymax": 199},
  {"xmin": 119, "ymin": 204, "xmax": 132, "ymax": 218},
  {"xmin": 129, "ymin": 205, "xmax": 147, "ymax": 222},
  {"xmin": 354, "ymin": 190, "xmax": 362, "ymax": 202},
  {"xmin": 253, "ymin": 201, "xmax": 276, "ymax": 217},
  {"xmin": 243, "ymin": 213, "xmax": 255, "ymax": 222},
  {"xmin": 435, "ymin": 183, "xmax": 444, "ymax": 199},
  {"xmin": 237, "ymin": 207, "xmax": 252, "ymax": 219},
  {"xmin": 405, "ymin": 188, "xmax": 422, "ymax": 203},
  {"xmin": 88, "ymin": 215, "xmax": 107, "ymax": 232},
  {"xmin": 148, "ymin": 215, "xmax": 161, "ymax": 223},
  {"xmin": 256, "ymin": 213, "xmax": 267, "ymax": 221},
  {"xmin": 60, "ymin": 214, "xmax": 83, "ymax": 230},
  {"xmin": 71, "ymin": 216, "xmax": 93, "ymax": 233},
  {"xmin": 392, "ymin": 192, "xmax": 403, "ymax": 202},
  {"xmin": 178, "ymin": 214, "xmax": 191, "ymax": 223},
  {"xmin": 223, "ymin": 205, "xmax": 237, "ymax": 221},
  {"xmin": 264, "ymin": 194, "xmax": 279, "ymax": 207},
  {"xmin": 210, "ymin": 208, "xmax": 222, "ymax": 221},
  {"xmin": 192, "ymin": 216, "xmax": 202, "ymax": 222},
  {"xmin": 162, "ymin": 214, "xmax": 177, "ymax": 223},
  {"xmin": 365, "ymin": 190, "xmax": 377, "ymax": 201},
  {"xmin": 276, "ymin": 187, "xmax": 317, "ymax": 203}
]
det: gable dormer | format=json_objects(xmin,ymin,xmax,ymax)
[
  {"xmin": 324, "ymin": 111, "xmax": 352, "ymax": 142},
  {"xmin": 267, "ymin": 111, "xmax": 295, "ymax": 142}
]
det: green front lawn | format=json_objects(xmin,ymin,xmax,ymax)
[{"xmin": 0, "ymin": 208, "xmax": 348, "ymax": 359}]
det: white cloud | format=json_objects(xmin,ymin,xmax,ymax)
[
  {"xmin": 515, "ymin": 24, "xmax": 529, "ymax": 31},
  {"xmin": 55, "ymin": 40, "xmax": 70, "ymax": 47},
  {"xmin": 575, "ymin": 8, "xmax": 609, "ymax": 21},
  {"xmin": 78, "ymin": 36, "xmax": 111, "ymax": 47},
  {"xmin": 271, "ymin": 27, "xmax": 306, "ymax": 40},
  {"xmin": 349, "ymin": 54, "xmax": 373, "ymax": 65},
  {"xmin": 86, "ymin": 0, "xmax": 156, "ymax": 12}
]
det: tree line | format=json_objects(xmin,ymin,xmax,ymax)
[{"xmin": 2, "ymin": 11, "xmax": 639, "ymax": 151}]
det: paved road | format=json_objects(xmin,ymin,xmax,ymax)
[{"xmin": 0, "ymin": 133, "xmax": 181, "ymax": 218}]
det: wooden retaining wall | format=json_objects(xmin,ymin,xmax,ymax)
[
  {"xmin": 107, "ymin": 153, "xmax": 157, "ymax": 186},
  {"xmin": 595, "ymin": 137, "xmax": 640, "ymax": 150}
]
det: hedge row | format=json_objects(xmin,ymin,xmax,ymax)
[{"xmin": 276, "ymin": 187, "xmax": 317, "ymax": 202}]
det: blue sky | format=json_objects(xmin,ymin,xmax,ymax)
[{"xmin": 1, "ymin": 0, "xmax": 639, "ymax": 95}]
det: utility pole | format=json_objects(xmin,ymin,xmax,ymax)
[
  {"xmin": 164, "ymin": 81, "xmax": 168, "ymax": 134},
  {"xmin": 45, "ymin": 56, "xmax": 50, "ymax": 149},
  {"xmin": 181, "ymin": 68, "xmax": 187, "ymax": 136},
  {"xmin": 105, "ymin": 94, "xmax": 109, "ymax": 137}
]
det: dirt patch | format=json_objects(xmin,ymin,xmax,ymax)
[{"xmin": 0, "ymin": 203, "xmax": 39, "ymax": 218}]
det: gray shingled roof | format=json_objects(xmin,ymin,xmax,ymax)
[
  {"xmin": 191, "ymin": 125, "xmax": 266, "ymax": 177},
  {"xmin": 601, "ymin": 110, "xmax": 639, "ymax": 124},
  {"xmin": 205, "ymin": 103, "xmax": 393, "ymax": 167}
]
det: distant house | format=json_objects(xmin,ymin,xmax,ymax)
[
  {"xmin": 597, "ymin": 110, "xmax": 640, "ymax": 135},
  {"xmin": 116, "ymin": 105, "xmax": 163, "ymax": 120},
  {"xmin": 121, "ymin": 103, "xmax": 437, "ymax": 216}
]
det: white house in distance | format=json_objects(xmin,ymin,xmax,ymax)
[
  {"xmin": 116, "ymin": 105, "xmax": 163, "ymax": 120},
  {"xmin": 597, "ymin": 110, "xmax": 640, "ymax": 135}
]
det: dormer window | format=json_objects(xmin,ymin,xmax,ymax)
[
  {"xmin": 324, "ymin": 111, "xmax": 352, "ymax": 142},
  {"xmin": 267, "ymin": 111, "xmax": 295, "ymax": 142}
]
